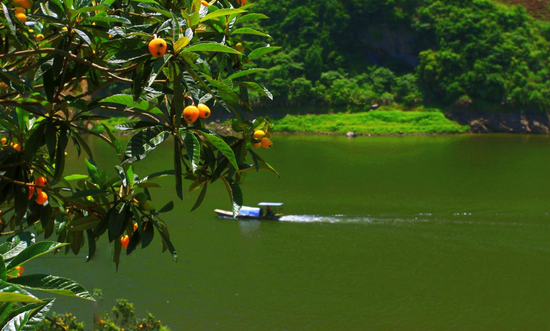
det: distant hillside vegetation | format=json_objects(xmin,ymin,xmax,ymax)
[{"xmin": 249, "ymin": 0, "xmax": 550, "ymax": 115}]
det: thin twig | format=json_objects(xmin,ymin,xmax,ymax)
[{"xmin": 45, "ymin": 317, "xmax": 67, "ymax": 331}]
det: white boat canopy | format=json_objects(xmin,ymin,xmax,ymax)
[{"xmin": 258, "ymin": 202, "xmax": 284, "ymax": 206}]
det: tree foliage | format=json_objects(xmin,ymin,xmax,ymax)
[{"xmin": 0, "ymin": 0, "xmax": 277, "ymax": 327}]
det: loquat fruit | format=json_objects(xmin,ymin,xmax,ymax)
[
  {"xmin": 14, "ymin": 7, "xmax": 25, "ymax": 14},
  {"xmin": 35, "ymin": 191, "xmax": 48, "ymax": 205},
  {"xmin": 120, "ymin": 235, "xmax": 129, "ymax": 249},
  {"xmin": 183, "ymin": 105, "xmax": 199, "ymax": 123},
  {"xmin": 35, "ymin": 176, "xmax": 47, "ymax": 187},
  {"xmin": 235, "ymin": 42, "xmax": 245, "ymax": 53},
  {"xmin": 36, "ymin": 33, "xmax": 44, "ymax": 41},
  {"xmin": 260, "ymin": 137, "xmax": 272, "ymax": 149},
  {"xmin": 253, "ymin": 130, "xmax": 265, "ymax": 140},
  {"xmin": 148, "ymin": 38, "xmax": 167, "ymax": 58},
  {"xmin": 15, "ymin": 13, "xmax": 26, "ymax": 24},
  {"xmin": 197, "ymin": 103, "xmax": 211, "ymax": 119},
  {"xmin": 13, "ymin": 0, "xmax": 32, "ymax": 10}
]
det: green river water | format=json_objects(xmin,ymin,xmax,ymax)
[{"xmin": 34, "ymin": 134, "xmax": 550, "ymax": 330}]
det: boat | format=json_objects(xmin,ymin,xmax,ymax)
[{"xmin": 215, "ymin": 202, "xmax": 284, "ymax": 221}]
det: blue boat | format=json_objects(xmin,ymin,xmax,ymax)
[{"xmin": 215, "ymin": 202, "xmax": 284, "ymax": 220}]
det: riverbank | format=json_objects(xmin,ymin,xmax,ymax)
[{"xmin": 270, "ymin": 110, "xmax": 470, "ymax": 135}]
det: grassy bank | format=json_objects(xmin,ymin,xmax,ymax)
[{"xmin": 272, "ymin": 110, "xmax": 471, "ymax": 135}]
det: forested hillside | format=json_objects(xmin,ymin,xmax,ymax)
[{"xmin": 248, "ymin": 0, "xmax": 550, "ymax": 113}]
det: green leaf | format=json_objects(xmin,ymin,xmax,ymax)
[
  {"xmin": 74, "ymin": 29, "xmax": 91, "ymax": 45},
  {"xmin": 235, "ymin": 81, "xmax": 273, "ymax": 100},
  {"xmin": 6, "ymin": 242, "xmax": 67, "ymax": 270},
  {"xmin": 19, "ymin": 298, "xmax": 54, "ymax": 331},
  {"xmin": 190, "ymin": 182, "xmax": 207, "ymax": 211},
  {"xmin": 183, "ymin": 132, "xmax": 200, "ymax": 173},
  {"xmin": 194, "ymin": 130, "xmax": 239, "ymax": 170},
  {"xmin": 227, "ymin": 68, "xmax": 266, "ymax": 80},
  {"xmin": 221, "ymin": 177, "xmax": 243, "ymax": 217},
  {"xmin": 138, "ymin": 3, "xmax": 171, "ymax": 17},
  {"xmin": 200, "ymin": 8, "xmax": 246, "ymax": 22},
  {"xmin": 101, "ymin": 94, "xmax": 163, "ymax": 113},
  {"xmin": 158, "ymin": 201, "xmax": 174, "ymax": 213},
  {"xmin": 115, "ymin": 121, "xmax": 158, "ymax": 131},
  {"xmin": 204, "ymin": 75, "xmax": 240, "ymax": 105},
  {"xmin": 113, "ymin": 233, "xmax": 122, "ymax": 271},
  {"xmin": 1, "ymin": 4, "xmax": 16, "ymax": 39},
  {"xmin": 141, "ymin": 221, "xmax": 154, "ymax": 249},
  {"xmin": 123, "ymin": 125, "xmax": 170, "ymax": 164},
  {"xmin": 108, "ymin": 202, "xmax": 130, "ymax": 242},
  {"xmin": 140, "ymin": 170, "xmax": 175, "ymax": 183},
  {"xmin": 171, "ymin": 63, "xmax": 184, "ymax": 127},
  {"xmin": 115, "ymin": 165, "xmax": 128, "ymax": 189},
  {"xmin": 69, "ymin": 216, "xmax": 100, "ymax": 232},
  {"xmin": 0, "ymin": 303, "xmax": 13, "ymax": 326},
  {"xmin": 107, "ymin": 49, "xmax": 150, "ymax": 64},
  {"xmin": 0, "ymin": 281, "xmax": 41, "ymax": 303},
  {"xmin": 53, "ymin": 129, "xmax": 68, "ymax": 183},
  {"xmin": 231, "ymin": 27, "xmax": 269, "ymax": 37},
  {"xmin": 102, "ymin": 124, "xmax": 123, "ymax": 156},
  {"xmin": 181, "ymin": 10, "xmax": 200, "ymax": 27},
  {"xmin": 85, "ymin": 230, "xmax": 96, "ymax": 262},
  {"xmin": 63, "ymin": 174, "xmax": 88, "ymax": 181},
  {"xmin": 153, "ymin": 221, "xmax": 177, "ymax": 261},
  {"xmin": 24, "ymin": 120, "xmax": 47, "ymax": 163},
  {"xmin": 247, "ymin": 46, "xmax": 281, "ymax": 60},
  {"xmin": 1, "ymin": 309, "xmax": 31, "ymax": 331},
  {"xmin": 0, "ymin": 256, "xmax": 5, "ymax": 282},
  {"xmin": 147, "ymin": 55, "xmax": 172, "ymax": 87},
  {"xmin": 174, "ymin": 37, "xmax": 190, "ymax": 53},
  {"xmin": 174, "ymin": 137, "xmax": 183, "ymax": 200},
  {"xmin": 9, "ymin": 275, "xmax": 94, "ymax": 300},
  {"xmin": 72, "ymin": 132, "xmax": 94, "ymax": 159},
  {"xmin": 249, "ymin": 149, "xmax": 279, "ymax": 176},
  {"xmin": 186, "ymin": 43, "xmax": 242, "ymax": 55}
]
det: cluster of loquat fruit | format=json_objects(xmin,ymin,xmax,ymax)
[
  {"xmin": 147, "ymin": 39, "xmax": 214, "ymax": 124},
  {"xmin": 28, "ymin": 176, "xmax": 49, "ymax": 205},
  {"xmin": 9, "ymin": 0, "xmax": 46, "ymax": 41},
  {"xmin": 1, "ymin": 137, "xmax": 21, "ymax": 151},
  {"xmin": 12, "ymin": 0, "xmax": 31, "ymax": 24},
  {"xmin": 183, "ymin": 103, "xmax": 210, "ymax": 123},
  {"xmin": 1, "ymin": 137, "xmax": 48, "ymax": 203},
  {"xmin": 252, "ymin": 129, "xmax": 273, "ymax": 149}
]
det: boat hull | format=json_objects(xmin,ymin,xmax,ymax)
[{"xmin": 214, "ymin": 209, "xmax": 282, "ymax": 221}]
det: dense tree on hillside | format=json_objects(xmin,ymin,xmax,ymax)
[{"xmin": 252, "ymin": 0, "xmax": 550, "ymax": 112}]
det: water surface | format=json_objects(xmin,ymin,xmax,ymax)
[{"xmin": 35, "ymin": 134, "xmax": 550, "ymax": 330}]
